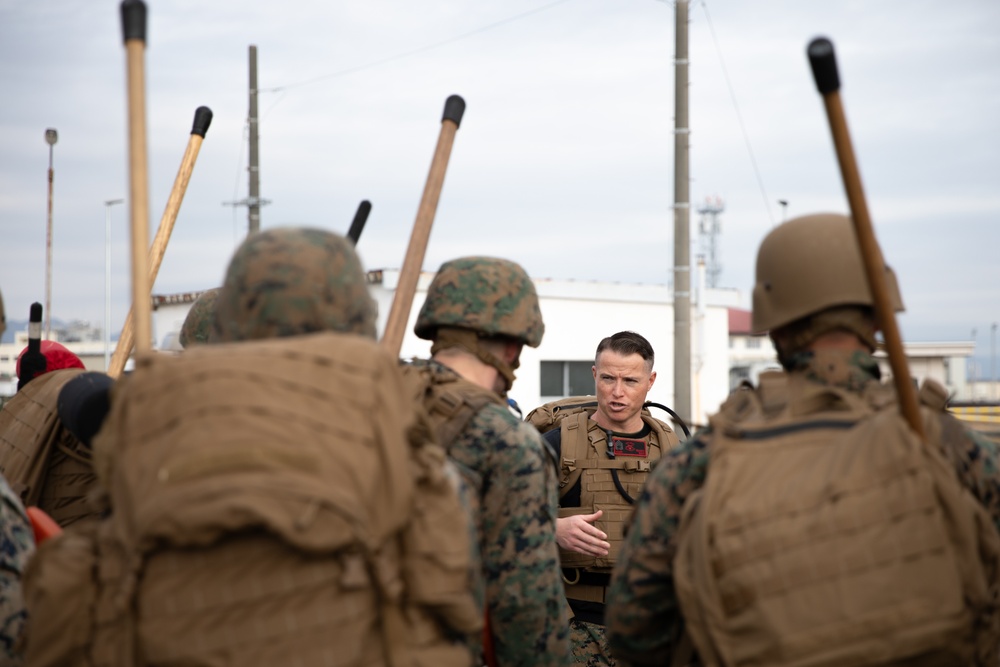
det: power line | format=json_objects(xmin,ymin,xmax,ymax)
[
  {"xmin": 259, "ymin": 0, "xmax": 576, "ymax": 93},
  {"xmin": 698, "ymin": 0, "xmax": 775, "ymax": 226}
]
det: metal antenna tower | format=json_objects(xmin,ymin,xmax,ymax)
[{"xmin": 697, "ymin": 196, "xmax": 725, "ymax": 288}]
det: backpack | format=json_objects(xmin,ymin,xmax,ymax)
[
  {"xmin": 0, "ymin": 368, "xmax": 100, "ymax": 526},
  {"xmin": 673, "ymin": 371, "xmax": 1000, "ymax": 667},
  {"xmin": 23, "ymin": 333, "xmax": 479, "ymax": 667},
  {"xmin": 526, "ymin": 396, "xmax": 690, "ymax": 441}
]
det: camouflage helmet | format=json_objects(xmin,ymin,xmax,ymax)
[
  {"xmin": 414, "ymin": 256, "xmax": 544, "ymax": 347},
  {"xmin": 179, "ymin": 287, "xmax": 220, "ymax": 348},
  {"xmin": 752, "ymin": 213, "xmax": 904, "ymax": 333},
  {"xmin": 213, "ymin": 227, "xmax": 377, "ymax": 343}
]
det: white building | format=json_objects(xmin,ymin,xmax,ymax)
[
  {"xmin": 3, "ymin": 275, "xmax": 980, "ymax": 423},
  {"xmin": 727, "ymin": 307, "xmax": 975, "ymax": 401},
  {"xmin": 370, "ymin": 268, "xmax": 741, "ymax": 431}
]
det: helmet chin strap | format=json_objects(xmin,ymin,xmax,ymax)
[{"xmin": 431, "ymin": 327, "xmax": 517, "ymax": 394}]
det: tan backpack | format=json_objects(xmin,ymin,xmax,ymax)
[
  {"xmin": 0, "ymin": 368, "xmax": 100, "ymax": 526},
  {"xmin": 526, "ymin": 396, "xmax": 689, "ymax": 442},
  {"xmin": 673, "ymin": 372, "xmax": 1000, "ymax": 667},
  {"xmin": 24, "ymin": 333, "xmax": 479, "ymax": 667}
]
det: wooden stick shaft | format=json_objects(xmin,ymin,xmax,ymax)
[
  {"xmin": 109, "ymin": 133, "xmax": 206, "ymax": 377},
  {"xmin": 381, "ymin": 119, "xmax": 459, "ymax": 357},
  {"xmin": 125, "ymin": 38, "xmax": 151, "ymax": 365},
  {"xmin": 822, "ymin": 91, "xmax": 924, "ymax": 436}
]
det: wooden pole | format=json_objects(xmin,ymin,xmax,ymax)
[
  {"xmin": 807, "ymin": 37, "xmax": 923, "ymax": 437},
  {"xmin": 109, "ymin": 106, "xmax": 213, "ymax": 377},
  {"xmin": 380, "ymin": 95, "xmax": 465, "ymax": 357},
  {"xmin": 121, "ymin": 0, "xmax": 151, "ymax": 370}
]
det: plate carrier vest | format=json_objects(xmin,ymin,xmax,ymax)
[{"xmin": 673, "ymin": 372, "xmax": 1000, "ymax": 667}]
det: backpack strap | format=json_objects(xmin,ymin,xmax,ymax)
[
  {"xmin": 643, "ymin": 414, "xmax": 679, "ymax": 454},
  {"xmin": 425, "ymin": 369, "xmax": 503, "ymax": 448},
  {"xmin": 558, "ymin": 411, "xmax": 595, "ymax": 499}
]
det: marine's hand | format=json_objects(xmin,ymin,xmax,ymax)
[{"xmin": 556, "ymin": 510, "xmax": 610, "ymax": 557}]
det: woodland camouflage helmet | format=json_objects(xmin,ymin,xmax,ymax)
[
  {"xmin": 414, "ymin": 256, "xmax": 544, "ymax": 347},
  {"xmin": 752, "ymin": 213, "xmax": 904, "ymax": 333},
  {"xmin": 213, "ymin": 227, "xmax": 377, "ymax": 342},
  {"xmin": 179, "ymin": 287, "xmax": 220, "ymax": 348}
]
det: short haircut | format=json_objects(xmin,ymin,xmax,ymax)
[{"xmin": 595, "ymin": 331, "xmax": 655, "ymax": 369}]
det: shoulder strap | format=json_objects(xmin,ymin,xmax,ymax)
[
  {"xmin": 558, "ymin": 411, "xmax": 597, "ymax": 499},
  {"xmin": 418, "ymin": 363, "xmax": 503, "ymax": 449},
  {"xmin": 642, "ymin": 414, "xmax": 679, "ymax": 455}
]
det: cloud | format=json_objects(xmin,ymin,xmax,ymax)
[{"xmin": 1, "ymin": 0, "xmax": 997, "ymax": 368}]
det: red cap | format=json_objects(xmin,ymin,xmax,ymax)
[{"xmin": 16, "ymin": 340, "xmax": 85, "ymax": 379}]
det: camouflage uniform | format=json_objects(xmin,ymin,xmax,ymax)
[
  {"xmin": 0, "ymin": 474, "xmax": 33, "ymax": 666},
  {"xmin": 411, "ymin": 359, "xmax": 569, "ymax": 665},
  {"xmin": 414, "ymin": 257, "xmax": 571, "ymax": 666},
  {"xmin": 605, "ymin": 214, "xmax": 1000, "ymax": 666},
  {"xmin": 605, "ymin": 351, "xmax": 1000, "ymax": 666},
  {"xmin": 178, "ymin": 287, "xmax": 220, "ymax": 348}
]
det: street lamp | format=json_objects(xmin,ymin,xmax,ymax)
[
  {"xmin": 992, "ymin": 322, "xmax": 997, "ymax": 402},
  {"xmin": 44, "ymin": 128, "xmax": 58, "ymax": 340},
  {"xmin": 104, "ymin": 198, "xmax": 125, "ymax": 370}
]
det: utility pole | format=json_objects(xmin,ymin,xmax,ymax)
[
  {"xmin": 44, "ymin": 128, "xmax": 58, "ymax": 340},
  {"xmin": 248, "ymin": 44, "xmax": 261, "ymax": 234},
  {"xmin": 673, "ymin": 0, "xmax": 692, "ymax": 425},
  {"xmin": 992, "ymin": 322, "xmax": 997, "ymax": 402},
  {"xmin": 223, "ymin": 45, "xmax": 270, "ymax": 233}
]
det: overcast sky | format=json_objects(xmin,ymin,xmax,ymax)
[{"xmin": 2, "ymin": 1, "xmax": 998, "ymax": 371}]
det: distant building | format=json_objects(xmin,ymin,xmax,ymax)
[
  {"xmin": 10, "ymin": 280, "xmax": 976, "ymax": 422},
  {"xmin": 727, "ymin": 307, "xmax": 975, "ymax": 401}
]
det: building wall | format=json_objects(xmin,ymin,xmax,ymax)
[
  {"xmin": 5, "ymin": 279, "xmax": 975, "ymax": 424},
  {"xmin": 368, "ymin": 270, "xmax": 735, "ymax": 429}
]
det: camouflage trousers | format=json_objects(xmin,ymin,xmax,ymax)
[{"xmin": 569, "ymin": 618, "xmax": 615, "ymax": 667}]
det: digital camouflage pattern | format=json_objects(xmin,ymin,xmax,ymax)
[
  {"xmin": 213, "ymin": 227, "xmax": 377, "ymax": 343},
  {"xmin": 605, "ymin": 349, "xmax": 1000, "ymax": 667},
  {"xmin": 570, "ymin": 620, "xmax": 615, "ymax": 667},
  {"xmin": 0, "ymin": 474, "xmax": 34, "ymax": 666},
  {"xmin": 414, "ymin": 256, "xmax": 544, "ymax": 347},
  {"xmin": 410, "ymin": 358, "xmax": 571, "ymax": 666},
  {"xmin": 179, "ymin": 287, "xmax": 220, "ymax": 348}
]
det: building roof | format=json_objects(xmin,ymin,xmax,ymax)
[{"xmin": 728, "ymin": 308, "xmax": 754, "ymax": 335}]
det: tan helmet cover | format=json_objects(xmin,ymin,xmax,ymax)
[{"xmin": 752, "ymin": 213, "xmax": 904, "ymax": 333}]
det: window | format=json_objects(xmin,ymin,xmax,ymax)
[
  {"xmin": 541, "ymin": 361, "xmax": 594, "ymax": 398},
  {"xmin": 746, "ymin": 337, "xmax": 761, "ymax": 349}
]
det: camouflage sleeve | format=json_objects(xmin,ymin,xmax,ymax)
[
  {"xmin": 462, "ymin": 405, "xmax": 570, "ymax": 666},
  {"xmin": 446, "ymin": 459, "xmax": 487, "ymax": 656},
  {"xmin": 0, "ymin": 477, "xmax": 34, "ymax": 666},
  {"xmin": 936, "ymin": 413, "xmax": 1000, "ymax": 534},
  {"xmin": 605, "ymin": 433, "xmax": 711, "ymax": 667}
]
